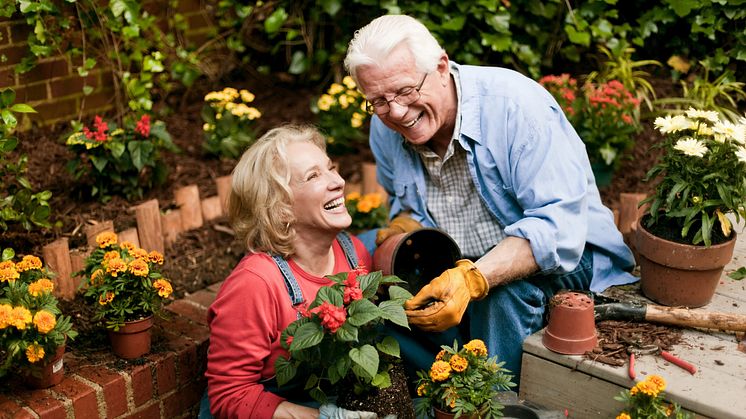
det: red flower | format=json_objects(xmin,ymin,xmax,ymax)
[
  {"xmin": 343, "ymin": 286, "xmax": 363, "ymax": 305},
  {"xmin": 311, "ymin": 302, "xmax": 347, "ymax": 333},
  {"xmin": 83, "ymin": 115, "xmax": 109, "ymax": 142},
  {"xmin": 136, "ymin": 114, "xmax": 151, "ymax": 137}
]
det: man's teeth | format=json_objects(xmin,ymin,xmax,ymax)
[
  {"xmin": 324, "ymin": 197, "xmax": 344, "ymax": 210},
  {"xmin": 404, "ymin": 113, "xmax": 423, "ymax": 128}
]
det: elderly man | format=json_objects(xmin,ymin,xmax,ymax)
[{"xmin": 344, "ymin": 15, "xmax": 637, "ymax": 385}]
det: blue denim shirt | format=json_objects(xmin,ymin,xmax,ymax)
[{"xmin": 369, "ymin": 63, "xmax": 637, "ymax": 292}]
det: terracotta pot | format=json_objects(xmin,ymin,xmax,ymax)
[
  {"xmin": 434, "ymin": 406, "xmax": 485, "ymax": 419},
  {"xmin": 108, "ymin": 316, "xmax": 154, "ymax": 359},
  {"xmin": 22, "ymin": 344, "xmax": 66, "ymax": 389},
  {"xmin": 373, "ymin": 228, "xmax": 461, "ymax": 295},
  {"xmin": 634, "ymin": 219, "xmax": 737, "ymax": 307},
  {"xmin": 542, "ymin": 291, "xmax": 598, "ymax": 355}
]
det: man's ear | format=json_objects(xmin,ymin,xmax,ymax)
[{"xmin": 436, "ymin": 53, "xmax": 450, "ymax": 84}]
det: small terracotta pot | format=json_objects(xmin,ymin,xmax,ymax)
[
  {"xmin": 634, "ymin": 219, "xmax": 737, "ymax": 307},
  {"xmin": 542, "ymin": 291, "xmax": 598, "ymax": 355},
  {"xmin": 373, "ymin": 228, "xmax": 461, "ymax": 295},
  {"xmin": 434, "ymin": 405, "xmax": 487, "ymax": 419},
  {"xmin": 22, "ymin": 344, "xmax": 66, "ymax": 389},
  {"xmin": 108, "ymin": 316, "xmax": 154, "ymax": 359}
]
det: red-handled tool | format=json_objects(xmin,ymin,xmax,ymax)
[
  {"xmin": 628, "ymin": 352, "xmax": 636, "ymax": 380},
  {"xmin": 660, "ymin": 350, "xmax": 697, "ymax": 375}
]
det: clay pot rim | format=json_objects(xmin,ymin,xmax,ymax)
[{"xmin": 636, "ymin": 218, "xmax": 737, "ymax": 250}]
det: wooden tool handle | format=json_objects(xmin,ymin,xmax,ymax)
[{"xmin": 646, "ymin": 305, "xmax": 746, "ymax": 332}]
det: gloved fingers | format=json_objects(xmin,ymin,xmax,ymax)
[
  {"xmin": 375, "ymin": 227, "xmax": 398, "ymax": 245},
  {"xmin": 403, "ymin": 284, "xmax": 439, "ymax": 310},
  {"xmin": 407, "ymin": 310, "xmax": 458, "ymax": 332},
  {"xmin": 405, "ymin": 301, "xmax": 445, "ymax": 318}
]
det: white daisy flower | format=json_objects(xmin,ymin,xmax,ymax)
[
  {"xmin": 673, "ymin": 138, "xmax": 708, "ymax": 157},
  {"xmin": 685, "ymin": 108, "xmax": 720, "ymax": 123},
  {"xmin": 654, "ymin": 115, "xmax": 691, "ymax": 134}
]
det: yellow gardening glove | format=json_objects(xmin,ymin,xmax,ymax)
[
  {"xmin": 375, "ymin": 213, "xmax": 422, "ymax": 245},
  {"xmin": 404, "ymin": 259, "xmax": 489, "ymax": 332}
]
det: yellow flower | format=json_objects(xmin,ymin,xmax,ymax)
[
  {"xmin": 0, "ymin": 304, "xmax": 13, "ymax": 329},
  {"xmin": 222, "ymin": 87, "xmax": 239, "ymax": 100},
  {"xmin": 464, "ymin": 339, "xmax": 488, "ymax": 357},
  {"xmin": 96, "ymin": 232, "xmax": 118, "ymax": 248},
  {"xmin": 328, "ymin": 83, "xmax": 344, "ymax": 95},
  {"xmin": 342, "ymin": 76, "xmax": 356, "ymax": 89},
  {"xmin": 33, "ymin": 310, "xmax": 57, "ymax": 334},
  {"xmin": 338, "ymin": 94, "xmax": 350, "ymax": 109},
  {"xmin": 103, "ymin": 250, "xmax": 120, "ymax": 262},
  {"xmin": 416, "ymin": 383, "xmax": 428, "ymax": 396},
  {"xmin": 240, "ymin": 89, "xmax": 255, "ymax": 103},
  {"xmin": 120, "ymin": 241, "xmax": 136, "ymax": 253},
  {"xmin": 633, "ymin": 380, "xmax": 660, "ymax": 397},
  {"xmin": 90, "ymin": 269, "xmax": 105, "ymax": 286},
  {"xmin": 351, "ymin": 112, "xmax": 365, "ymax": 128},
  {"xmin": 105, "ymin": 258, "xmax": 127, "ymax": 277},
  {"xmin": 16, "ymin": 255, "xmax": 42, "ymax": 272},
  {"xmin": 203, "ymin": 123, "xmax": 213, "ymax": 132},
  {"xmin": 99, "ymin": 291, "xmax": 115, "ymax": 305},
  {"xmin": 28, "ymin": 278, "xmax": 55, "ymax": 296},
  {"xmin": 356, "ymin": 199, "xmax": 373, "ymax": 213},
  {"xmin": 148, "ymin": 251, "xmax": 164, "ymax": 265},
  {"xmin": 205, "ymin": 91, "xmax": 225, "ymax": 101},
  {"xmin": 317, "ymin": 94, "xmax": 334, "ymax": 111},
  {"xmin": 449, "ymin": 354, "xmax": 468, "ymax": 372},
  {"xmin": 0, "ymin": 264, "xmax": 19, "ymax": 283},
  {"xmin": 429, "ymin": 360, "xmax": 451, "ymax": 382},
  {"xmin": 129, "ymin": 259, "xmax": 149, "ymax": 277},
  {"xmin": 645, "ymin": 374, "xmax": 666, "ymax": 393},
  {"xmin": 346, "ymin": 192, "xmax": 361, "ymax": 202},
  {"xmin": 364, "ymin": 193, "xmax": 382, "ymax": 208},
  {"xmin": 615, "ymin": 413, "xmax": 631, "ymax": 419},
  {"xmin": 153, "ymin": 278, "xmax": 173, "ymax": 298},
  {"xmin": 246, "ymin": 107, "xmax": 262, "ymax": 120},
  {"xmin": 130, "ymin": 248, "xmax": 149, "ymax": 261},
  {"xmin": 435, "ymin": 349, "xmax": 446, "ymax": 361},
  {"xmin": 26, "ymin": 344, "xmax": 45, "ymax": 363},
  {"xmin": 11, "ymin": 306, "xmax": 32, "ymax": 329}
]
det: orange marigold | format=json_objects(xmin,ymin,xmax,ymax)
[
  {"xmin": 464, "ymin": 339, "xmax": 488, "ymax": 357},
  {"xmin": 0, "ymin": 304, "xmax": 12, "ymax": 329},
  {"xmin": 346, "ymin": 192, "xmax": 361, "ymax": 201},
  {"xmin": 99, "ymin": 291, "xmax": 115, "ymax": 305},
  {"xmin": 103, "ymin": 250, "xmax": 120, "ymax": 262},
  {"xmin": 0, "ymin": 264, "xmax": 19, "ymax": 282},
  {"xmin": 416, "ymin": 383, "xmax": 428, "ymax": 396},
  {"xmin": 148, "ymin": 251, "xmax": 164, "ymax": 265},
  {"xmin": 449, "ymin": 354, "xmax": 469, "ymax": 372},
  {"xmin": 429, "ymin": 360, "xmax": 451, "ymax": 382},
  {"xmin": 105, "ymin": 258, "xmax": 127, "ymax": 277},
  {"xmin": 646, "ymin": 374, "xmax": 666, "ymax": 393},
  {"xmin": 356, "ymin": 199, "xmax": 373, "ymax": 213},
  {"xmin": 28, "ymin": 278, "xmax": 55, "ymax": 297},
  {"xmin": 96, "ymin": 231, "xmax": 118, "ymax": 248},
  {"xmin": 11, "ymin": 306, "xmax": 32, "ymax": 329},
  {"xmin": 90, "ymin": 269, "xmax": 104, "ymax": 286},
  {"xmin": 16, "ymin": 255, "xmax": 42, "ymax": 272},
  {"xmin": 26, "ymin": 344, "xmax": 45, "ymax": 363},
  {"xmin": 129, "ymin": 259, "xmax": 149, "ymax": 277},
  {"xmin": 153, "ymin": 279, "xmax": 173, "ymax": 298},
  {"xmin": 615, "ymin": 414, "xmax": 631, "ymax": 419},
  {"xmin": 130, "ymin": 248, "xmax": 149, "ymax": 261},
  {"xmin": 120, "ymin": 241, "xmax": 136, "ymax": 253},
  {"xmin": 33, "ymin": 310, "xmax": 57, "ymax": 334},
  {"xmin": 435, "ymin": 349, "xmax": 446, "ymax": 360}
]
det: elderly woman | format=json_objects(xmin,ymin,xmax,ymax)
[{"xmin": 205, "ymin": 124, "xmax": 373, "ymax": 418}]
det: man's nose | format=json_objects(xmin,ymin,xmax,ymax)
[{"xmin": 387, "ymin": 101, "xmax": 409, "ymax": 119}]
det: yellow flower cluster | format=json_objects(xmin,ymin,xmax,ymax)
[
  {"xmin": 449, "ymin": 354, "xmax": 469, "ymax": 372},
  {"xmin": 464, "ymin": 339, "xmax": 488, "ymax": 357},
  {"xmin": 630, "ymin": 374, "xmax": 666, "ymax": 398},
  {"xmin": 33, "ymin": 310, "xmax": 57, "ymax": 333},
  {"xmin": 15, "ymin": 255, "xmax": 42, "ymax": 272},
  {"xmin": 0, "ymin": 260, "xmax": 20, "ymax": 282},
  {"xmin": 317, "ymin": 76, "xmax": 368, "ymax": 129},
  {"xmin": 429, "ymin": 360, "xmax": 451, "ymax": 382},
  {"xmin": 153, "ymin": 279, "xmax": 173, "ymax": 298},
  {"xmin": 0, "ymin": 304, "xmax": 56, "ymax": 335},
  {"xmin": 28, "ymin": 278, "xmax": 54, "ymax": 297},
  {"xmin": 346, "ymin": 192, "xmax": 383, "ymax": 213},
  {"xmin": 26, "ymin": 343, "xmax": 45, "ymax": 363},
  {"xmin": 203, "ymin": 87, "xmax": 262, "ymax": 123}
]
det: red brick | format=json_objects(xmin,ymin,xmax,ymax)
[
  {"xmin": 185, "ymin": 289, "xmax": 218, "ymax": 309},
  {"xmin": 0, "ymin": 26, "xmax": 9, "ymax": 46},
  {"xmin": 50, "ymin": 377, "xmax": 100, "ymax": 418},
  {"xmin": 17, "ymin": 59, "xmax": 69, "ymax": 84},
  {"xmin": 14, "ymin": 389, "xmax": 66, "ymax": 419},
  {"xmin": 0, "ymin": 44, "xmax": 28, "ymax": 65},
  {"xmin": 187, "ymin": 13, "xmax": 212, "ymax": 30},
  {"xmin": 76, "ymin": 366, "xmax": 128, "ymax": 418},
  {"xmin": 185, "ymin": 30, "xmax": 213, "ymax": 47},
  {"xmin": 120, "ymin": 401, "xmax": 160, "ymax": 419},
  {"xmin": 31, "ymin": 98, "xmax": 77, "ymax": 121},
  {"xmin": 177, "ymin": 0, "xmax": 203, "ymax": 13},
  {"xmin": 80, "ymin": 89, "xmax": 114, "ymax": 111},
  {"xmin": 164, "ymin": 299, "xmax": 209, "ymax": 326},
  {"xmin": 153, "ymin": 352, "xmax": 177, "ymax": 395},
  {"xmin": 14, "ymin": 82, "xmax": 47, "ymax": 102},
  {"xmin": 162, "ymin": 378, "xmax": 206, "ymax": 418},
  {"xmin": 129, "ymin": 363, "xmax": 154, "ymax": 407},
  {"xmin": 49, "ymin": 74, "xmax": 99, "ymax": 98},
  {"xmin": 175, "ymin": 337, "xmax": 201, "ymax": 385},
  {"xmin": 0, "ymin": 395, "xmax": 34, "ymax": 419},
  {"xmin": 0, "ymin": 66, "xmax": 15, "ymax": 86}
]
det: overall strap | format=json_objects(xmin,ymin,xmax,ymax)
[
  {"xmin": 270, "ymin": 255, "xmax": 305, "ymax": 317},
  {"xmin": 336, "ymin": 231, "xmax": 359, "ymax": 269}
]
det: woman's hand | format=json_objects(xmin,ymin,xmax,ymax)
[{"xmin": 272, "ymin": 401, "xmax": 320, "ymax": 419}]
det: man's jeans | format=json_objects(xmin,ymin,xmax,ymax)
[{"xmin": 389, "ymin": 246, "xmax": 594, "ymax": 389}]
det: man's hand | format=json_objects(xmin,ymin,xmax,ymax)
[
  {"xmin": 375, "ymin": 213, "xmax": 422, "ymax": 245},
  {"xmin": 318, "ymin": 404, "xmax": 378, "ymax": 419},
  {"xmin": 404, "ymin": 259, "xmax": 489, "ymax": 331}
]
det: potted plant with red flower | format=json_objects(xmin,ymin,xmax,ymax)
[
  {"xmin": 65, "ymin": 113, "xmax": 179, "ymax": 201},
  {"xmin": 274, "ymin": 267, "xmax": 415, "ymax": 418}
]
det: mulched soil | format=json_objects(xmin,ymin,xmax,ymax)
[{"xmin": 586, "ymin": 320, "xmax": 683, "ymax": 367}]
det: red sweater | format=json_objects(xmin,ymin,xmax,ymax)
[{"xmin": 205, "ymin": 237, "xmax": 372, "ymax": 418}]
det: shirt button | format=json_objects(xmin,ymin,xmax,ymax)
[{"xmin": 446, "ymin": 196, "xmax": 454, "ymax": 203}]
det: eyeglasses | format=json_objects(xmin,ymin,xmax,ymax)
[{"xmin": 365, "ymin": 73, "xmax": 429, "ymax": 115}]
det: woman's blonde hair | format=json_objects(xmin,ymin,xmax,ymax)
[{"xmin": 229, "ymin": 124, "xmax": 326, "ymax": 258}]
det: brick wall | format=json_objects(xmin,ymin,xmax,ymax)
[
  {"xmin": 0, "ymin": 1, "xmax": 215, "ymax": 126},
  {"xmin": 0, "ymin": 284, "xmax": 220, "ymax": 418}
]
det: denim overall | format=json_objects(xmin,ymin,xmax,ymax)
[{"xmin": 198, "ymin": 232, "xmax": 359, "ymax": 418}]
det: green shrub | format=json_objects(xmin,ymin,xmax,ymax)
[{"xmin": 311, "ymin": 77, "xmax": 369, "ymax": 156}]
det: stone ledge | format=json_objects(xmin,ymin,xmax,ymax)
[{"xmin": 1, "ymin": 282, "xmax": 223, "ymax": 418}]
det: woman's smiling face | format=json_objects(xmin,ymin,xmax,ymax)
[{"xmin": 287, "ymin": 141, "xmax": 351, "ymax": 235}]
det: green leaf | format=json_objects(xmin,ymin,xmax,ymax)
[
  {"xmin": 0, "ymin": 89, "xmax": 15, "ymax": 107},
  {"xmin": 288, "ymin": 51, "xmax": 307, "ymax": 75},
  {"xmin": 289, "ymin": 322, "xmax": 324, "ymax": 351},
  {"xmin": 387, "ymin": 285, "xmax": 413, "ymax": 302},
  {"xmin": 110, "ymin": 0, "xmax": 127, "ymax": 17},
  {"xmin": 314, "ymin": 286, "xmax": 343, "ymax": 306},
  {"xmin": 349, "ymin": 344, "xmax": 378, "ymax": 379},
  {"xmin": 274, "ymin": 355, "xmax": 296, "ymax": 386},
  {"xmin": 1, "ymin": 248, "xmax": 15, "ymax": 261},
  {"xmin": 371, "ymin": 370, "xmax": 391, "ymax": 389},
  {"xmin": 728, "ymin": 267, "xmax": 746, "ymax": 280},
  {"xmin": 359, "ymin": 271, "xmax": 382, "ymax": 298},
  {"xmin": 264, "ymin": 8, "xmax": 288, "ymax": 34},
  {"xmin": 347, "ymin": 298, "xmax": 380, "ymax": 327},
  {"xmin": 379, "ymin": 300, "xmax": 409, "ymax": 329},
  {"xmin": 668, "ymin": 0, "xmax": 699, "ymax": 17},
  {"xmin": 319, "ymin": 0, "xmax": 341, "ymax": 16},
  {"xmin": 109, "ymin": 141, "xmax": 125, "ymax": 158},
  {"xmin": 335, "ymin": 321, "xmax": 358, "ymax": 342},
  {"xmin": 565, "ymin": 25, "xmax": 591, "ymax": 46},
  {"xmin": 375, "ymin": 336, "xmax": 400, "ymax": 358},
  {"xmin": 89, "ymin": 155, "xmax": 109, "ymax": 172},
  {"xmin": 1, "ymin": 109, "xmax": 17, "ymax": 127},
  {"xmin": 10, "ymin": 104, "xmax": 35, "ymax": 113}
]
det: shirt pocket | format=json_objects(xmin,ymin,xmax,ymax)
[{"xmin": 392, "ymin": 180, "xmax": 419, "ymax": 213}]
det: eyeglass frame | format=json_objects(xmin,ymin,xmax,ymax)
[{"xmin": 365, "ymin": 72, "xmax": 429, "ymax": 115}]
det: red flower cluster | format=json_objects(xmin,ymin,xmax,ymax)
[
  {"xmin": 135, "ymin": 114, "xmax": 151, "ymax": 137},
  {"xmin": 342, "ymin": 265, "xmax": 367, "ymax": 304},
  {"xmin": 584, "ymin": 80, "xmax": 640, "ymax": 124},
  {"xmin": 538, "ymin": 74, "xmax": 578, "ymax": 116},
  {"xmin": 311, "ymin": 302, "xmax": 347, "ymax": 333},
  {"xmin": 83, "ymin": 115, "xmax": 109, "ymax": 142}
]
